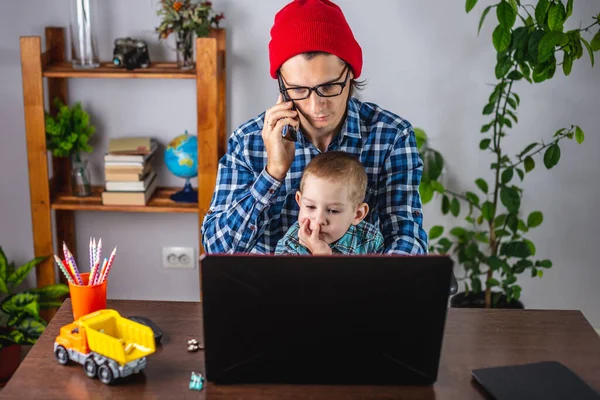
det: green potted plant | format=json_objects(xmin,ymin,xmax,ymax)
[
  {"xmin": 45, "ymin": 97, "xmax": 96, "ymax": 196},
  {"xmin": 417, "ymin": 0, "xmax": 600, "ymax": 308},
  {"xmin": 155, "ymin": 0, "xmax": 225, "ymax": 69},
  {"xmin": 0, "ymin": 247, "xmax": 69, "ymax": 385}
]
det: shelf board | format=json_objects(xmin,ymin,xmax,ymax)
[
  {"xmin": 51, "ymin": 186, "xmax": 198, "ymax": 213},
  {"xmin": 43, "ymin": 61, "xmax": 196, "ymax": 79}
]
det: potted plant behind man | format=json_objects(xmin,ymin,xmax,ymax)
[{"xmin": 417, "ymin": 0, "xmax": 600, "ymax": 308}]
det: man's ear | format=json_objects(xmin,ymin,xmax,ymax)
[
  {"xmin": 352, "ymin": 202, "xmax": 369, "ymax": 225},
  {"xmin": 295, "ymin": 191, "xmax": 302, "ymax": 206}
]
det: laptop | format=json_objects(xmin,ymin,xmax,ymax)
[{"xmin": 200, "ymin": 254, "xmax": 453, "ymax": 385}]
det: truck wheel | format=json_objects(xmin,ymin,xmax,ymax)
[
  {"xmin": 98, "ymin": 364, "xmax": 114, "ymax": 385},
  {"xmin": 84, "ymin": 358, "xmax": 97, "ymax": 378},
  {"xmin": 55, "ymin": 345, "xmax": 68, "ymax": 365}
]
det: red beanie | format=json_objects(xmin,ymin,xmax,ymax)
[{"xmin": 268, "ymin": 0, "xmax": 363, "ymax": 79}]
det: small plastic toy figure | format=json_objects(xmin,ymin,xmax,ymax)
[
  {"xmin": 189, "ymin": 372, "xmax": 205, "ymax": 391},
  {"xmin": 187, "ymin": 338, "xmax": 203, "ymax": 352}
]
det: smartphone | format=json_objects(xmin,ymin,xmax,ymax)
[
  {"xmin": 281, "ymin": 91, "xmax": 298, "ymax": 142},
  {"xmin": 278, "ymin": 75, "xmax": 298, "ymax": 142}
]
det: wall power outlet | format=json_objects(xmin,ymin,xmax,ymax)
[{"xmin": 162, "ymin": 247, "xmax": 195, "ymax": 268}]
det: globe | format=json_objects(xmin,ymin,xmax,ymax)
[{"xmin": 165, "ymin": 131, "xmax": 198, "ymax": 203}]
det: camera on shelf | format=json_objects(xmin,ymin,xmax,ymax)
[{"xmin": 112, "ymin": 37, "xmax": 151, "ymax": 70}]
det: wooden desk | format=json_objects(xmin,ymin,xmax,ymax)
[{"xmin": 2, "ymin": 299, "xmax": 600, "ymax": 399}]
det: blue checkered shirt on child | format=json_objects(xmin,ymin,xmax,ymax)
[
  {"xmin": 201, "ymin": 97, "xmax": 428, "ymax": 254},
  {"xmin": 274, "ymin": 220, "xmax": 385, "ymax": 255}
]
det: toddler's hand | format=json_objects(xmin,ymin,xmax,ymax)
[{"xmin": 298, "ymin": 219, "xmax": 332, "ymax": 256}]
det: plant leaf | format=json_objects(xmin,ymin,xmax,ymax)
[
  {"xmin": 487, "ymin": 278, "xmax": 500, "ymax": 287},
  {"xmin": 507, "ymin": 70, "xmax": 523, "ymax": 80},
  {"xmin": 414, "ymin": 128, "xmax": 427, "ymax": 150},
  {"xmin": 38, "ymin": 301, "xmax": 65, "ymax": 309},
  {"xmin": 539, "ymin": 32, "xmax": 567, "ymax": 63},
  {"xmin": 478, "ymin": 5, "xmax": 493, "ymax": 35},
  {"xmin": 442, "ymin": 195, "xmax": 450, "ymax": 215},
  {"xmin": 450, "ymin": 198, "xmax": 460, "ymax": 217},
  {"xmin": 466, "ymin": 0, "xmax": 478, "ymax": 13},
  {"xmin": 0, "ymin": 293, "xmax": 40, "ymax": 318},
  {"xmin": 543, "ymin": 144, "xmax": 561, "ymax": 169},
  {"xmin": 31, "ymin": 284, "xmax": 70, "ymax": 301},
  {"xmin": 512, "ymin": 92, "xmax": 520, "ymax": 105},
  {"xmin": 562, "ymin": 52, "xmax": 573, "ymax": 76},
  {"xmin": 480, "ymin": 138, "xmax": 492, "ymax": 150},
  {"xmin": 519, "ymin": 142, "xmax": 538, "ymax": 157},
  {"xmin": 581, "ymin": 38, "xmax": 595, "ymax": 67},
  {"xmin": 524, "ymin": 239, "xmax": 537, "ymax": 256},
  {"xmin": 488, "ymin": 256, "xmax": 504, "ymax": 271},
  {"xmin": 566, "ymin": 0, "xmax": 573, "ymax": 18},
  {"xmin": 496, "ymin": 52, "xmax": 513, "ymax": 78},
  {"xmin": 535, "ymin": 0, "xmax": 550, "ymax": 25},
  {"xmin": 547, "ymin": 3, "xmax": 566, "ymax": 32},
  {"xmin": 450, "ymin": 227, "xmax": 466, "ymax": 237},
  {"xmin": 591, "ymin": 32, "xmax": 600, "ymax": 51},
  {"xmin": 429, "ymin": 226, "xmax": 444, "ymax": 240},
  {"xmin": 501, "ymin": 168, "xmax": 514, "ymax": 184},
  {"xmin": 501, "ymin": 241, "xmax": 531, "ymax": 258},
  {"xmin": 497, "ymin": 1, "xmax": 517, "ymax": 29},
  {"xmin": 13, "ymin": 318, "xmax": 46, "ymax": 342},
  {"xmin": 482, "ymin": 201, "xmax": 495, "ymax": 222},
  {"xmin": 466, "ymin": 191, "xmax": 480, "ymax": 206},
  {"xmin": 0, "ymin": 247, "xmax": 8, "ymax": 294},
  {"xmin": 493, "ymin": 25, "xmax": 512, "ymax": 52},
  {"xmin": 475, "ymin": 178, "xmax": 489, "ymax": 194},
  {"xmin": 507, "ymin": 213, "xmax": 519, "ymax": 232},
  {"xmin": 524, "ymin": 156, "xmax": 535, "ymax": 172},
  {"xmin": 483, "ymin": 103, "xmax": 495, "ymax": 115},
  {"xmin": 500, "ymin": 186, "xmax": 521, "ymax": 213},
  {"xmin": 419, "ymin": 181, "xmax": 434, "ymax": 204},
  {"xmin": 536, "ymin": 259, "xmax": 553, "ymax": 268},
  {"xmin": 527, "ymin": 211, "xmax": 544, "ymax": 228},
  {"xmin": 7, "ymin": 256, "xmax": 46, "ymax": 287},
  {"xmin": 528, "ymin": 30, "xmax": 545, "ymax": 63},
  {"xmin": 575, "ymin": 126, "xmax": 585, "ymax": 144}
]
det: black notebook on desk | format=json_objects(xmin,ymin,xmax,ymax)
[{"xmin": 472, "ymin": 361, "xmax": 600, "ymax": 400}]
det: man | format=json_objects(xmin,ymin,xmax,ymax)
[{"xmin": 201, "ymin": 0, "xmax": 427, "ymax": 254}]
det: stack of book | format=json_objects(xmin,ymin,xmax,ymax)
[{"xmin": 101, "ymin": 137, "xmax": 159, "ymax": 206}]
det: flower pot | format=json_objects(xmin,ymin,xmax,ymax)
[
  {"xmin": 450, "ymin": 291, "xmax": 524, "ymax": 309},
  {"xmin": 0, "ymin": 344, "xmax": 22, "ymax": 387}
]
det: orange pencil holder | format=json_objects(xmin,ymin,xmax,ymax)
[{"xmin": 68, "ymin": 272, "xmax": 107, "ymax": 321}]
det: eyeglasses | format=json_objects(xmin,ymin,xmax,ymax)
[{"xmin": 278, "ymin": 65, "xmax": 350, "ymax": 101}]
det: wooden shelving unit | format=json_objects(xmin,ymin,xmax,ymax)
[
  {"xmin": 19, "ymin": 27, "xmax": 227, "ymax": 314},
  {"xmin": 51, "ymin": 186, "xmax": 199, "ymax": 213},
  {"xmin": 42, "ymin": 61, "xmax": 198, "ymax": 79}
]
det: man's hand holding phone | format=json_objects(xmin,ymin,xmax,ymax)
[{"xmin": 263, "ymin": 94, "xmax": 299, "ymax": 181}]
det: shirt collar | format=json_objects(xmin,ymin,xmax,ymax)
[
  {"xmin": 297, "ymin": 97, "xmax": 363, "ymax": 148},
  {"xmin": 330, "ymin": 223, "xmax": 359, "ymax": 254}
]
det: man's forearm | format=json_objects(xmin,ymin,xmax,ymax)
[{"xmin": 201, "ymin": 168, "xmax": 282, "ymax": 253}]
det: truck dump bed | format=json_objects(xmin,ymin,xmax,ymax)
[{"xmin": 79, "ymin": 309, "xmax": 156, "ymax": 365}]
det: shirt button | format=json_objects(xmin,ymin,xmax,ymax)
[
  {"xmin": 414, "ymin": 210, "xmax": 421, "ymax": 217},
  {"xmin": 250, "ymin": 225, "xmax": 256, "ymax": 231},
  {"xmin": 268, "ymin": 189, "xmax": 275, "ymax": 194},
  {"xmin": 207, "ymin": 210, "xmax": 212, "ymax": 214}
]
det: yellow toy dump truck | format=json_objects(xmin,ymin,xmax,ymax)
[{"xmin": 54, "ymin": 309, "xmax": 156, "ymax": 384}]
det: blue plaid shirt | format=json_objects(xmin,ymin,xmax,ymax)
[
  {"xmin": 201, "ymin": 97, "xmax": 428, "ymax": 254},
  {"xmin": 275, "ymin": 220, "xmax": 385, "ymax": 255}
]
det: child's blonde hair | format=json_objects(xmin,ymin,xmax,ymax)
[{"xmin": 300, "ymin": 151, "xmax": 367, "ymax": 205}]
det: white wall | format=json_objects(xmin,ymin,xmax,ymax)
[{"xmin": 0, "ymin": 1, "xmax": 599, "ymax": 325}]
